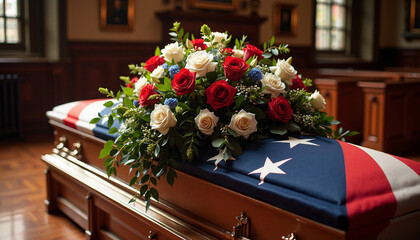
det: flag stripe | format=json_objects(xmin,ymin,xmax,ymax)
[
  {"xmin": 339, "ymin": 141, "xmax": 396, "ymax": 234},
  {"xmin": 63, "ymin": 99, "xmax": 99, "ymax": 129},
  {"xmin": 356, "ymin": 145, "xmax": 420, "ymax": 217}
]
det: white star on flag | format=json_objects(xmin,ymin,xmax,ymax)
[
  {"xmin": 274, "ymin": 137, "xmax": 319, "ymax": 149},
  {"xmin": 249, "ymin": 157, "xmax": 291, "ymax": 185},
  {"xmin": 207, "ymin": 150, "xmax": 236, "ymax": 171}
]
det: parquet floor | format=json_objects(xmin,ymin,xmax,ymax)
[{"xmin": 0, "ymin": 136, "xmax": 85, "ymax": 240}]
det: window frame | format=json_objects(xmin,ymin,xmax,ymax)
[
  {"xmin": 0, "ymin": 0, "xmax": 25, "ymax": 51},
  {"xmin": 315, "ymin": 0, "xmax": 349, "ymax": 54}
]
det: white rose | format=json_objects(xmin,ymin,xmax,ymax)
[
  {"xmin": 185, "ymin": 50, "xmax": 217, "ymax": 78},
  {"xmin": 269, "ymin": 59, "xmax": 297, "ymax": 85},
  {"xmin": 133, "ymin": 76, "xmax": 148, "ymax": 96},
  {"xmin": 194, "ymin": 109, "xmax": 219, "ymax": 135},
  {"xmin": 150, "ymin": 66, "xmax": 165, "ymax": 84},
  {"xmin": 233, "ymin": 46, "xmax": 244, "ymax": 59},
  {"xmin": 261, "ymin": 73, "xmax": 286, "ymax": 98},
  {"xmin": 161, "ymin": 42, "xmax": 184, "ymax": 63},
  {"xmin": 205, "ymin": 31, "xmax": 228, "ymax": 47},
  {"xmin": 229, "ymin": 110, "xmax": 258, "ymax": 139},
  {"xmin": 310, "ymin": 90, "xmax": 327, "ymax": 110},
  {"xmin": 150, "ymin": 104, "xmax": 177, "ymax": 135}
]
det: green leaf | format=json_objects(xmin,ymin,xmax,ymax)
[
  {"xmin": 99, "ymin": 140, "xmax": 114, "ymax": 159},
  {"xmin": 262, "ymin": 52, "xmax": 272, "ymax": 59},
  {"xmin": 263, "ymin": 42, "xmax": 267, "ymax": 50},
  {"xmin": 124, "ymin": 97, "xmax": 134, "ymax": 108},
  {"xmin": 108, "ymin": 127, "xmax": 118, "ymax": 135},
  {"xmin": 212, "ymin": 138, "xmax": 225, "ymax": 148},
  {"xmin": 270, "ymin": 125, "xmax": 287, "ymax": 135},
  {"xmin": 150, "ymin": 177, "xmax": 157, "ymax": 186},
  {"xmin": 154, "ymin": 144, "xmax": 160, "ymax": 158},
  {"xmin": 122, "ymin": 86, "xmax": 134, "ymax": 96},
  {"xmin": 155, "ymin": 46, "xmax": 161, "ymax": 56},
  {"xmin": 227, "ymin": 127, "xmax": 238, "ymax": 138},
  {"xmin": 139, "ymin": 184, "xmax": 148, "ymax": 197},
  {"xmin": 228, "ymin": 142, "xmax": 242, "ymax": 156},
  {"xmin": 140, "ymin": 174, "xmax": 150, "ymax": 184},
  {"xmin": 270, "ymin": 36, "xmax": 275, "ymax": 46},
  {"xmin": 286, "ymin": 121, "xmax": 301, "ymax": 133},
  {"xmin": 104, "ymin": 157, "xmax": 113, "ymax": 167},
  {"xmin": 129, "ymin": 176, "xmax": 138, "ymax": 186},
  {"xmin": 150, "ymin": 187, "xmax": 159, "ymax": 201},
  {"xmin": 90, "ymin": 117, "xmax": 100, "ymax": 124},
  {"xmin": 222, "ymin": 148, "xmax": 230, "ymax": 160},
  {"xmin": 128, "ymin": 197, "xmax": 136, "ymax": 204},
  {"xmin": 166, "ymin": 169, "xmax": 176, "ymax": 187},
  {"xmin": 104, "ymin": 100, "xmax": 114, "ymax": 108},
  {"xmin": 107, "ymin": 115, "xmax": 114, "ymax": 128},
  {"xmin": 271, "ymin": 48, "xmax": 279, "ymax": 56},
  {"xmin": 169, "ymin": 32, "xmax": 178, "ymax": 37}
]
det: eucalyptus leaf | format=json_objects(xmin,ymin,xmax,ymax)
[{"xmin": 212, "ymin": 138, "xmax": 225, "ymax": 148}]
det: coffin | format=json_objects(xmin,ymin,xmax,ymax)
[{"xmin": 43, "ymin": 99, "xmax": 420, "ymax": 240}]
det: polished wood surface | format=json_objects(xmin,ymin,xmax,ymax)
[{"xmin": 0, "ymin": 136, "xmax": 84, "ymax": 240}]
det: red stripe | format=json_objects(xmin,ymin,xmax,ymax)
[
  {"xmin": 63, "ymin": 99, "xmax": 101, "ymax": 129},
  {"xmin": 339, "ymin": 141, "xmax": 396, "ymax": 239},
  {"xmin": 393, "ymin": 155, "xmax": 420, "ymax": 176}
]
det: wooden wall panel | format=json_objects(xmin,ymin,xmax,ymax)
[{"xmin": 67, "ymin": 41, "xmax": 157, "ymax": 101}]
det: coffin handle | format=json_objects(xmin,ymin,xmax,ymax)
[
  {"xmin": 225, "ymin": 212, "xmax": 250, "ymax": 240},
  {"xmin": 148, "ymin": 230, "xmax": 157, "ymax": 240},
  {"xmin": 282, "ymin": 233, "xmax": 297, "ymax": 240}
]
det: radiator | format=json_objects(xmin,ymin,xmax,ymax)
[{"xmin": 0, "ymin": 74, "xmax": 22, "ymax": 139}]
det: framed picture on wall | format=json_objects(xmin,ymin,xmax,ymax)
[
  {"xmin": 273, "ymin": 3, "xmax": 297, "ymax": 36},
  {"xmin": 100, "ymin": 0, "xmax": 134, "ymax": 31},
  {"xmin": 188, "ymin": 0, "xmax": 239, "ymax": 11}
]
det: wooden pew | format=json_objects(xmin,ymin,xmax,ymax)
[
  {"xmin": 314, "ymin": 77, "xmax": 385, "ymax": 144},
  {"xmin": 301, "ymin": 68, "xmax": 420, "ymax": 82},
  {"xmin": 358, "ymin": 79, "xmax": 420, "ymax": 153}
]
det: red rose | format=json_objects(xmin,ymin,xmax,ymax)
[
  {"xmin": 243, "ymin": 44, "xmax": 263, "ymax": 61},
  {"xmin": 290, "ymin": 75, "xmax": 306, "ymax": 90},
  {"xmin": 205, "ymin": 80, "xmax": 236, "ymax": 111},
  {"xmin": 190, "ymin": 39, "xmax": 207, "ymax": 50},
  {"xmin": 267, "ymin": 96, "xmax": 293, "ymax": 123},
  {"xmin": 222, "ymin": 48, "xmax": 234, "ymax": 56},
  {"xmin": 144, "ymin": 55, "xmax": 165, "ymax": 72},
  {"xmin": 139, "ymin": 84, "xmax": 160, "ymax": 106},
  {"xmin": 223, "ymin": 56, "xmax": 249, "ymax": 82},
  {"xmin": 171, "ymin": 68, "xmax": 196, "ymax": 96},
  {"xmin": 127, "ymin": 76, "xmax": 138, "ymax": 88}
]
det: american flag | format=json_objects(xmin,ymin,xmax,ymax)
[{"xmin": 47, "ymin": 99, "xmax": 420, "ymax": 239}]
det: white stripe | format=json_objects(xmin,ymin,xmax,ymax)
[
  {"xmin": 356, "ymin": 145, "xmax": 420, "ymax": 217},
  {"xmin": 46, "ymin": 111, "xmax": 67, "ymax": 124},
  {"xmin": 77, "ymin": 100, "xmax": 110, "ymax": 123},
  {"xmin": 51, "ymin": 101, "xmax": 80, "ymax": 117}
]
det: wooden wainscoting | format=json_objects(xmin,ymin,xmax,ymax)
[{"xmin": 66, "ymin": 41, "xmax": 157, "ymax": 101}]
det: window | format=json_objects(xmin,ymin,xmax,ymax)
[
  {"xmin": 315, "ymin": 0, "xmax": 349, "ymax": 51},
  {"xmin": 0, "ymin": 0, "xmax": 24, "ymax": 50}
]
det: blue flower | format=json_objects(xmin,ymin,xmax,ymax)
[
  {"xmin": 164, "ymin": 98, "xmax": 178, "ymax": 109},
  {"xmin": 161, "ymin": 63, "xmax": 169, "ymax": 69},
  {"xmin": 133, "ymin": 100, "xmax": 139, "ymax": 107},
  {"xmin": 247, "ymin": 68, "xmax": 263, "ymax": 82},
  {"xmin": 168, "ymin": 65, "xmax": 180, "ymax": 79}
]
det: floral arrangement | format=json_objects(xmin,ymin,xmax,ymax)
[{"xmin": 92, "ymin": 22, "xmax": 354, "ymax": 210}]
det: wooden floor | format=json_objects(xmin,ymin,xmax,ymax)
[
  {"xmin": 0, "ymin": 135, "xmax": 85, "ymax": 240},
  {"xmin": 0, "ymin": 135, "xmax": 419, "ymax": 240}
]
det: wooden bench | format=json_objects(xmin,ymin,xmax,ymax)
[{"xmin": 358, "ymin": 78, "xmax": 420, "ymax": 153}]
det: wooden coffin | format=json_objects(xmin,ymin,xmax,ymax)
[{"xmin": 43, "ymin": 99, "xmax": 420, "ymax": 240}]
